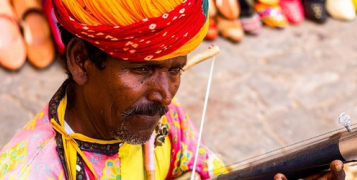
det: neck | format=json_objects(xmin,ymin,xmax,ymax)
[{"xmin": 64, "ymin": 83, "xmax": 112, "ymax": 140}]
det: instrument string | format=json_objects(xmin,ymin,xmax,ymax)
[
  {"xmin": 340, "ymin": 128, "xmax": 357, "ymax": 143},
  {"xmin": 207, "ymin": 123, "xmax": 357, "ymax": 176}
]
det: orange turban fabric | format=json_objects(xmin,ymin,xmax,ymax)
[{"xmin": 53, "ymin": 0, "xmax": 209, "ymax": 61}]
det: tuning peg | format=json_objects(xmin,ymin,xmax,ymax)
[{"xmin": 339, "ymin": 112, "xmax": 353, "ymax": 132}]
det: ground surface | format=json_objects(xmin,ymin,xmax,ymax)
[{"xmin": 1, "ymin": 18, "xmax": 356, "ymax": 176}]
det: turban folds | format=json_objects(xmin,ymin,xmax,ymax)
[{"xmin": 53, "ymin": 0, "xmax": 209, "ymax": 61}]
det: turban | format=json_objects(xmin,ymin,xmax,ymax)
[{"xmin": 53, "ymin": 0, "xmax": 209, "ymax": 61}]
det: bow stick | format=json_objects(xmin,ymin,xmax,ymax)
[
  {"xmin": 190, "ymin": 45, "xmax": 219, "ymax": 180},
  {"xmin": 184, "ymin": 45, "xmax": 220, "ymax": 70},
  {"xmin": 144, "ymin": 45, "xmax": 220, "ymax": 180}
]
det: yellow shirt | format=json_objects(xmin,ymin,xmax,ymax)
[{"xmin": 119, "ymin": 137, "xmax": 171, "ymax": 180}]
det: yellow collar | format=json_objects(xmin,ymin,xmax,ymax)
[{"xmin": 51, "ymin": 92, "xmax": 122, "ymax": 180}]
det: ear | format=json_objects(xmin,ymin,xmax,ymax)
[{"xmin": 66, "ymin": 38, "xmax": 90, "ymax": 85}]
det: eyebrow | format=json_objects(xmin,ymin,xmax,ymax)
[{"xmin": 127, "ymin": 58, "xmax": 187, "ymax": 68}]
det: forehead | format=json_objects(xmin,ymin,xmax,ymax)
[{"xmin": 111, "ymin": 55, "xmax": 188, "ymax": 67}]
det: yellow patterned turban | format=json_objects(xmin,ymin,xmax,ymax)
[{"xmin": 53, "ymin": 0, "xmax": 209, "ymax": 61}]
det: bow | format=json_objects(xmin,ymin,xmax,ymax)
[
  {"xmin": 188, "ymin": 45, "xmax": 220, "ymax": 180},
  {"xmin": 144, "ymin": 45, "xmax": 220, "ymax": 180}
]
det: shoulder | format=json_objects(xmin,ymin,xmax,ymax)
[
  {"xmin": 164, "ymin": 97, "xmax": 197, "ymax": 138},
  {"xmin": 1, "ymin": 104, "xmax": 55, "ymax": 152},
  {"xmin": 0, "ymin": 104, "xmax": 64, "ymax": 179},
  {"xmin": 164, "ymin": 97, "xmax": 188, "ymax": 127},
  {"xmin": 163, "ymin": 97, "xmax": 228, "ymax": 179}
]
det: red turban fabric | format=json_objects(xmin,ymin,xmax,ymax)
[{"xmin": 53, "ymin": 0, "xmax": 209, "ymax": 61}]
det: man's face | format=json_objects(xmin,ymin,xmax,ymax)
[{"xmin": 85, "ymin": 55, "xmax": 187, "ymax": 144}]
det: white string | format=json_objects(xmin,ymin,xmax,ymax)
[{"xmin": 191, "ymin": 57, "xmax": 216, "ymax": 180}]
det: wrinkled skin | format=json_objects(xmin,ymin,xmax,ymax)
[{"xmin": 64, "ymin": 38, "xmax": 186, "ymax": 144}]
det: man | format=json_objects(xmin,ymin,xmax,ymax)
[
  {"xmin": 0, "ymin": 0, "xmax": 226, "ymax": 179},
  {"xmin": 0, "ymin": 0, "xmax": 346, "ymax": 179}
]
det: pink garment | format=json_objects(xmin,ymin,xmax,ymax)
[{"xmin": 0, "ymin": 98, "xmax": 224, "ymax": 179}]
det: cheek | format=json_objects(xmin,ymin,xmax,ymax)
[
  {"xmin": 108, "ymin": 78, "xmax": 146, "ymax": 111},
  {"xmin": 170, "ymin": 77, "xmax": 181, "ymax": 96},
  {"xmin": 120, "ymin": 78, "xmax": 147, "ymax": 99}
]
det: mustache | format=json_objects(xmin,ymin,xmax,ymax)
[{"xmin": 122, "ymin": 102, "xmax": 168, "ymax": 117}]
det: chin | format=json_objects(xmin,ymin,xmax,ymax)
[
  {"xmin": 128, "ymin": 129, "xmax": 155, "ymax": 145},
  {"xmin": 110, "ymin": 114, "xmax": 160, "ymax": 144},
  {"xmin": 111, "ymin": 128, "xmax": 155, "ymax": 145}
]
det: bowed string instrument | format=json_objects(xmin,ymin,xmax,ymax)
[
  {"xmin": 214, "ymin": 115, "xmax": 357, "ymax": 180},
  {"xmin": 185, "ymin": 45, "xmax": 357, "ymax": 180}
]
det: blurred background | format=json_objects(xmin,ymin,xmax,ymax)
[{"xmin": 0, "ymin": 0, "xmax": 357, "ymax": 178}]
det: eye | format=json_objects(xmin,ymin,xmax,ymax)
[
  {"xmin": 169, "ymin": 67, "xmax": 184, "ymax": 75},
  {"xmin": 131, "ymin": 67, "xmax": 150, "ymax": 74}
]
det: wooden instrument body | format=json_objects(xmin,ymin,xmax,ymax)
[{"xmin": 216, "ymin": 130, "xmax": 357, "ymax": 180}]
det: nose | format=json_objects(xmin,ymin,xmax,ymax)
[{"xmin": 146, "ymin": 72, "xmax": 173, "ymax": 106}]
